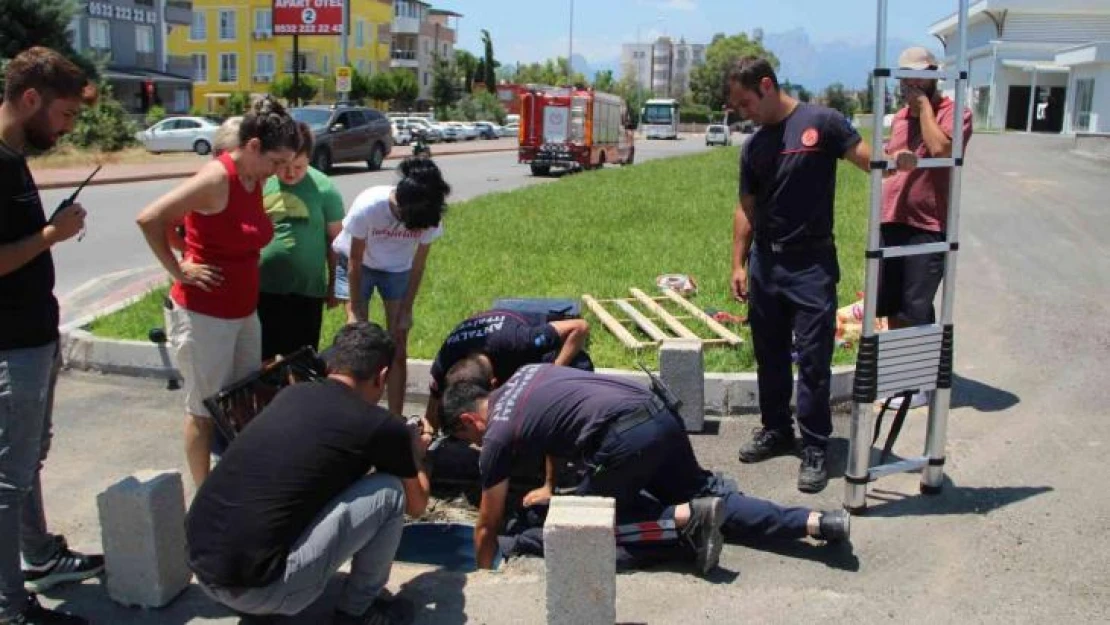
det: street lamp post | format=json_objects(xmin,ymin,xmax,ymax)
[{"xmin": 568, "ymin": 0, "xmax": 575, "ymax": 85}]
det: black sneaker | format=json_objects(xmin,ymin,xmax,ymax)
[
  {"xmin": 22, "ymin": 538, "xmax": 104, "ymax": 593},
  {"xmin": 816, "ymin": 509, "xmax": 851, "ymax": 543},
  {"xmin": 681, "ymin": 496, "xmax": 726, "ymax": 576},
  {"xmin": 797, "ymin": 445, "xmax": 829, "ymax": 494},
  {"xmin": 3, "ymin": 594, "xmax": 87, "ymax": 625},
  {"xmin": 334, "ymin": 594, "xmax": 415, "ymax": 625},
  {"xmin": 737, "ymin": 427, "xmax": 795, "ymax": 463}
]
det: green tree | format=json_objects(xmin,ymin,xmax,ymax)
[
  {"xmin": 225, "ymin": 91, "xmax": 251, "ymax": 115},
  {"xmin": 481, "ymin": 29, "xmax": 498, "ymax": 92},
  {"xmin": 144, "ymin": 105, "xmax": 167, "ymax": 127},
  {"xmin": 270, "ymin": 74, "xmax": 318, "ymax": 104},
  {"xmin": 511, "ymin": 57, "xmax": 585, "ymax": 87},
  {"xmin": 431, "ymin": 55, "xmax": 458, "ymax": 109},
  {"xmin": 0, "ymin": 0, "xmax": 98, "ymax": 96},
  {"xmin": 346, "ymin": 69, "xmax": 373, "ymax": 104},
  {"xmin": 689, "ymin": 33, "xmax": 778, "ymax": 110},
  {"xmin": 455, "ymin": 49, "xmax": 479, "ymax": 93},
  {"xmin": 62, "ymin": 80, "xmax": 137, "ymax": 152},
  {"xmin": 366, "ymin": 71, "xmax": 396, "ymax": 107},
  {"xmin": 593, "ymin": 69, "xmax": 615, "ymax": 93},
  {"xmin": 390, "ymin": 70, "xmax": 419, "ymax": 110},
  {"xmin": 447, "ymin": 91, "xmax": 507, "ymax": 124},
  {"xmin": 612, "ymin": 68, "xmax": 651, "ymax": 126},
  {"xmin": 823, "ymin": 82, "xmax": 858, "ymax": 117}
]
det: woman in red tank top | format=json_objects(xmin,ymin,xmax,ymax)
[{"xmin": 136, "ymin": 97, "xmax": 300, "ymax": 487}]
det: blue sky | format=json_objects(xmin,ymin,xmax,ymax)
[{"xmin": 431, "ymin": 0, "xmax": 955, "ymax": 71}]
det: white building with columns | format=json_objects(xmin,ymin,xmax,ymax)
[{"xmin": 929, "ymin": 0, "xmax": 1110, "ymax": 134}]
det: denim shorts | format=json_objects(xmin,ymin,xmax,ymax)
[{"xmin": 334, "ymin": 255, "xmax": 410, "ymax": 302}]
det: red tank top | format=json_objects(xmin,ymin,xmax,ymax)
[{"xmin": 170, "ymin": 153, "xmax": 273, "ymax": 319}]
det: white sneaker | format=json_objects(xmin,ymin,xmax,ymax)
[{"xmin": 882, "ymin": 391, "xmax": 931, "ymax": 410}]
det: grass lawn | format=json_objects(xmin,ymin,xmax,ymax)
[{"xmin": 87, "ymin": 145, "xmax": 871, "ymax": 372}]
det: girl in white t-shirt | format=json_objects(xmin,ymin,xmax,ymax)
[{"xmin": 332, "ymin": 157, "xmax": 451, "ymax": 414}]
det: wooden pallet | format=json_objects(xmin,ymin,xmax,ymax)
[{"xmin": 581, "ymin": 288, "xmax": 743, "ymax": 350}]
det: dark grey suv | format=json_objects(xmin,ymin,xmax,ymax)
[{"xmin": 291, "ymin": 105, "xmax": 393, "ymax": 173}]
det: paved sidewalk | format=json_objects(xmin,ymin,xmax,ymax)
[{"xmin": 32, "ymin": 139, "xmax": 520, "ymax": 190}]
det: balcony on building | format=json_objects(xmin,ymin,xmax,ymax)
[
  {"xmin": 164, "ymin": 0, "xmax": 193, "ymax": 26},
  {"xmin": 391, "ymin": 47, "xmax": 419, "ymax": 68}
]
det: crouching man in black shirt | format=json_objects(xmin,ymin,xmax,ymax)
[
  {"xmin": 186, "ymin": 322, "xmax": 430, "ymax": 625},
  {"xmin": 442, "ymin": 365, "xmax": 851, "ymax": 576}
]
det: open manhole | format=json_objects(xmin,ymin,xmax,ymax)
[{"xmin": 395, "ymin": 523, "xmax": 502, "ymax": 572}]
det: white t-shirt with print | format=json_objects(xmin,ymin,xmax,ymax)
[{"xmin": 332, "ymin": 185, "xmax": 443, "ymax": 273}]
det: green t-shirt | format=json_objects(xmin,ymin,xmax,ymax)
[{"xmin": 259, "ymin": 167, "xmax": 346, "ymax": 298}]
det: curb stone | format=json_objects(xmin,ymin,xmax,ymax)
[
  {"xmin": 61, "ymin": 327, "xmax": 856, "ymax": 415},
  {"xmin": 36, "ymin": 146, "xmax": 520, "ymax": 190}
]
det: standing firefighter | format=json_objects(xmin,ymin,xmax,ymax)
[{"xmin": 728, "ymin": 56, "xmax": 916, "ymax": 493}]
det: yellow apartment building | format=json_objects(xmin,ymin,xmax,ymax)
[{"xmin": 169, "ymin": 0, "xmax": 392, "ymax": 112}]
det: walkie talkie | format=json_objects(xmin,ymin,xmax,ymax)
[
  {"xmin": 49, "ymin": 165, "xmax": 100, "ymax": 242},
  {"xmin": 635, "ymin": 360, "xmax": 683, "ymax": 413}
]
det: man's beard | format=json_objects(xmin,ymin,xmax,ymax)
[{"xmin": 24, "ymin": 107, "xmax": 59, "ymax": 152}]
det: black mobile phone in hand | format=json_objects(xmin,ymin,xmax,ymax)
[{"xmin": 49, "ymin": 165, "xmax": 101, "ymax": 222}]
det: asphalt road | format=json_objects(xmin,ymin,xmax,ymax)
[
  {"xmin": 40, "ymin": 137, "xmax": 715, "ymax": 298},
  {"xmin": 34, "ymin": 133, "xmax": 1110, "ymax": 623}
]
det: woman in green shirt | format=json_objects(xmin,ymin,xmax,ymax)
[{"xmin": 257, "ymin": 123, "xmax": 345, "ymax": 360}]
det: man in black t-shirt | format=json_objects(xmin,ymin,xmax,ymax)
[
  {"xmin": 0, "ymin": 48, "xmax": 103, "ymax": 625},
  {"xmin": 728, "ymin": 57, "xmax": 916, "ymax": 494},
  {"xmin": 441, "ymin": 365, "xmax": 850, "ymax": 576},
  {"xmin": 187, "ymin": 323, "xmax": 430, "ymax": 625},
  {"xmin": 421, "ymin": 309, "xmax": 590, "ymax": 433}
]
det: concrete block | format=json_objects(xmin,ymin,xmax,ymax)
[
  {"xmin": 543, "ymin": 496, "xmax": 616, "ymax": 625},
  {"xmin": 97, "ymin": 470, "xmax": 192, "ymax": 608},
  {"xmin": 659, "ymin": 338, "xmax": 705, "ymax": 432}
]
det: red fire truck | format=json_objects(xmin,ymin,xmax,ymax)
[{"xmin": 518, "ymin": 86, "xmax": 636, "ymax": 176}]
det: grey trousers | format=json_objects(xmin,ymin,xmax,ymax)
[
  {"xmin": 201, "ymin": 473, "xmax": 406, "ymax": 617},
  {"xmin": 0, "ymin": 344, "xmax": 64, "ymax": 620}
]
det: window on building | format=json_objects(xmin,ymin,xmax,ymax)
[
  {"xmin": 423, "ymin": 72, "xmax": 428, "ymax": 86},
  {"xmin": 254, "ymin": 8, "xmax": 272, "ymax": 35},
  {"xmin": 190, "ymin": 10, "xmax": 206, "ymax": 40},
  {"xmin": 219, "ymin": 9, "xmax": 236, "ymax": 41},
  {"xmin": 174, "ymin": 88, "xmax": 190, "ymax": 112},
  {"xmin": 255, "ymin": 53, "xmax": 275, "ymax": 79},
  {"xmin": 89, "ymin": 18, "xmax": 110, "ymax": 50},
  {"xmin": 356, "ymin": 20, "xmax": 365, "ymax": 47},
  {"xmin": 136, "ymin": 25, "xmax": 155, "ymax": 53},
  {"xmin": 219, "ymin": 53, "xmax": 238, "ymax": 83},
  {"xmin": 284, "ymin": 52, "xmax": 309, "ymax": 73},
  {"xmin": 1076, "ymin": 78, "xmax": 1096, "ymax": 131},
  {"xmin": 192, "ymin": 54, "xmax": 208, "ymax": 82},
  {"xmin": 322, "ymin": 55, "xmax": 329, "ymax": 74}
]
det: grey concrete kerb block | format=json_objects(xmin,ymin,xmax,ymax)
[
  {"xmin": 543, "ymin": 496, "xmax": 616, "ymax": 625},
  {"xmin": 659, "ymin": 338, "xmax": 706, "ymax": 432},
  {"xmin": 61, "ymin": 326, "xmax": 857, "ymax": 414},
  {"xmin": 97, "ymin": 470, "xmax": 192, "ymax": 608}
]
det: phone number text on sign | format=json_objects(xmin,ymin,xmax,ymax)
[{"xmin": 274, "ymin": 23, "xmax": 344, "ymax": 34}]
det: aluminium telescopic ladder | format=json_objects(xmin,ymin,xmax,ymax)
[{"xmin": 843, "ymin": 0, "xmax": 971, "ymax": 514}]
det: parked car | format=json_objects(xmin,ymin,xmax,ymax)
[
  {"xmin": 472, "ymin": 121, "xmax": 501, "ymax": 140},
  {"xmin": 500, "ymin": 123, "xmax": 519, "ymax": 138},
  {"xmin": 394, "ymin": 117, "xmax": 442, "ymax": 143},
  {"xmin": 136, "ymin": 116, "xmax": 220, "ymax": 155},
  {"xmin": 735, "ymin": 119, "xmax": 756, "ymax": 134},
  {"xmin": 436, "ymin": 122, "xmax": 462, "ymax": 142},
  {"xmin": 705, "ymin": 124, "xmax": 731, "ymax": 147},
  {"xmin": 291, "ymin": 104, "xmax": 393, "ymax": 173},
  {"xmin": 392, "ymin": 122, "xmax": 412, "ymax": 146},
  {"xmin": 456, "ymin": 123, "xmax": 480, "ymax": 141}
]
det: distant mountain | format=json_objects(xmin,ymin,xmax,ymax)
[{"xmin": 763, "ymin": 28, "xmax": 928, "ymax": 91}]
